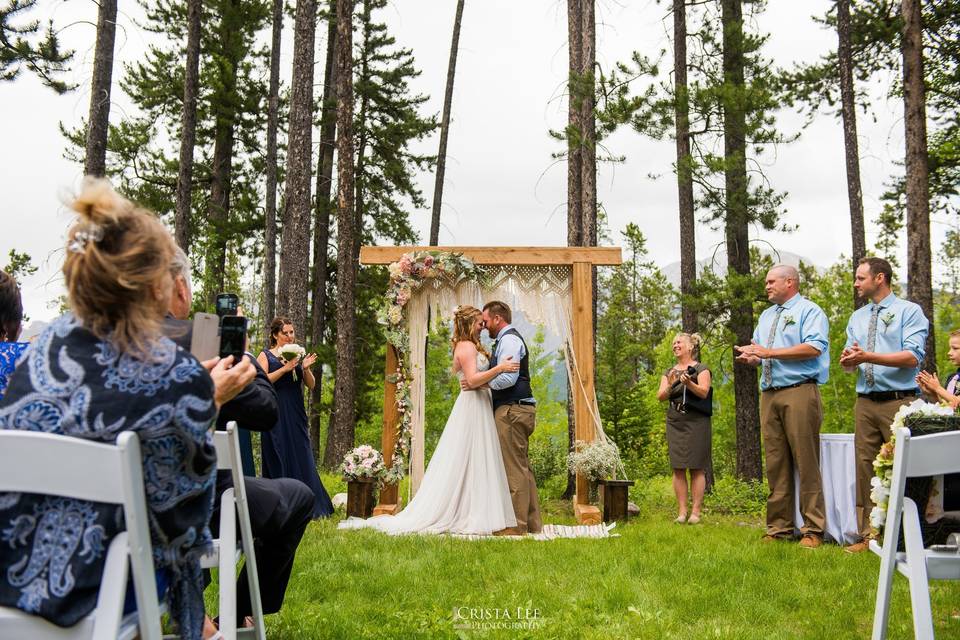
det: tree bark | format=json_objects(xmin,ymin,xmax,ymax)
[
  {"xmin": 309, "ymin": 0, "xmax": 339, "ymax": 461},
  {"xmin": 721, "ymin": 0, "xmax": 762, "ymax": 482},
  {"xmin": 674, "ymin": 0, "xmax": 697, "ymax": 334},
  {"xmin": 429, "ymin": 0, "xmax": 465, "ymax": 246},
  {"xmin": 563, "ymin": 0, "xmax": 583, "ymax": 500},
  {"xmin": 83, "ymin": 0, "xmax": 117, "ymax": 177},
  {"xmin": 579, "ymin": 0, "xmax": 596, "ymax": 251},
  {"xmin": 173, "ymin": 0, "xmax": 201, "ymax": 254},
  {"xmin": 837, "ymin": 0, "xmax": 866, "ymax": 308},
  {"xmin": 203, "ymin": 0, "xmax": 242, "ymax": 308},
  {"xmin": 262, "ymin": 0, "xmax": 283, "ymax": 338},
  {"xmin": 901, "ymin": 0, "xmax": 935, "ymax": 371},
  {"xmin": 277, "ymin": 0, "xmax": 318, "ymax": 337},
  {"xmin": 325, "ymin": 0, "xmax": 357, "ymax": 470}
]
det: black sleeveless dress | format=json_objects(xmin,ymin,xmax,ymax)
[
  {"xmin": 665, "ymin": 363, "xmax": 712, "ymax": 470},
  {"xmin": 261, "ymin": 350, "xmax": 333, "ymax": 518}
]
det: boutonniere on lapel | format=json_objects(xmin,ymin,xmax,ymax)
[
  {"xmin": 880, "ymin": 312, "xmax": 896, "ymax": 332},
  {"xmin": 781, "ymin": 314, "xmax": 796, "ymax": 332}
]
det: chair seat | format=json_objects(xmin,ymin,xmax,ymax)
[
  {"xmin": 871, "ymin": 539, "xmax": 960, "ymax": 580},
  {"xmin": 0, "ymin": 607, "xmax": 142, "ymax": 640}
]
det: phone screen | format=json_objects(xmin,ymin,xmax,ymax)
[
  {"xmin": 216, "ymin": 293, "xmax": 239, "ymax": 318},
  {"xmin": 219, "ymin": 315, "xmax": 248, "ymax": 361}
]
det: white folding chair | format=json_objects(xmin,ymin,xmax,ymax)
[
  {"xmin": 871, "ymin": 427, "xmax": 960, "ymax": 640},
  {"xmin": 201, "ymin": 421, "xmax": 266, "ymax": 640},
  {"xmin": 0, "ymin": 430, "xmax": 162, "ymax": 640}
]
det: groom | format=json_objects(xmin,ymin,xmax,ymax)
[{"xmin": 475, "ymin": 301, "xmax": 543, "ymax": 535}]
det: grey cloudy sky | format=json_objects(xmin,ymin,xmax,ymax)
[{"xmin": 1, "ymin": 0, "xmax": 948, "ymax": 325}]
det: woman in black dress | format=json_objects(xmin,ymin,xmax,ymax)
[
  {"xmin": 657, "ymin": 333, "xmax": 712, "ymax": 524},
  {"xmin": 257, "ymin": 316, "xmax": 333, "ymax": 518}
]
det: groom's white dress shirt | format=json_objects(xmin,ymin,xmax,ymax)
[{"xmin": 489, "ymin": 324, "xmax": 535, "ymax": 403}]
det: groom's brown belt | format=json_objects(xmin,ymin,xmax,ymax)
[{"xmin": 857, "ymin": 389, "xmax": 918, "ymax": 402}]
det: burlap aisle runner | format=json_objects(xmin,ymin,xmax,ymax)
[{"xmin": 450, "ymin": 522, "xmax": 618, "ymax": 541}]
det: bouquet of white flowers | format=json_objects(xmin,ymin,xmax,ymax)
[
  {"xmin": 279, "ymin": 343, "xmax": 306, "ymax": 380},
  {"xmin": 567, "ymin": 439, "xmax": 619, "ymax": 482},
  {"xmin": 341, "ymin": 445, "xmax": 385, "ymax": 482}
]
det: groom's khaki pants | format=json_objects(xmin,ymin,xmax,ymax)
[{"xmin": 494, "ymin": 404, "xmax": 542, "ymax": 534}]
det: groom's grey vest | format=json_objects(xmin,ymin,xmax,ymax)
[{"xmin": 490, "ymin": 327, "xmax": 533, "ymax": 410}]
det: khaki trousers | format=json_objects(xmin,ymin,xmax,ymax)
[
  {"xmin": 494, "ymin": 404, "xmax": 542, "ymax": 534},
  {"xmin": 854, "ymin": 396, "xmax": 913, "ymax": 540},
  {"xmin": 760, "ymin": 384, "xmax": 826, "ymax": 537}
]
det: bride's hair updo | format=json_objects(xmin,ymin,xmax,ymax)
[
  {"xmin": 451, "ymin": 305, "xmax": 489, "ymax": 358},
  {"xmin": 62, "ymin": 177, "xmax": 176, "ymax": 358}
]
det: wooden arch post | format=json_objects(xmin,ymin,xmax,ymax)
[{"xmin": 359, "ymin": 246, "xmax": 622, "ymax": 523}]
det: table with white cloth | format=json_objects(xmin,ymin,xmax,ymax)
[{"xmin": 793, "ymin": 433, "xmax": 859, "ymax": 544}]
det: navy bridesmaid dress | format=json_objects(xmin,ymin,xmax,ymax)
[{"xmin": 261, "ymin": 350, "xmax": 334, "ymax": 518}]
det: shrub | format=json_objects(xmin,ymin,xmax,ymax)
[{"xmin": 705, "ymin": 475, "xmax": 768, "ymax": 518}]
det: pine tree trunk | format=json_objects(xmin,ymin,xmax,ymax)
[
  {"xmin": 837, "ymin": 0, "xmax": 866, "ymax": 309},
  {"xmin": 173, "ymin": 0, "xmax": 201, "ymax": 254},
  {"xmin": 429, "ymin": 0, "xmax": 465, "ymax": 246},
  {"xmin": 564, "ymin": 0, "xmax": 582, "ymax": 500},
  {"xmin": 203, "ymin": 1, "xmax": 242, "ymax": 308},
  {"xmin": 325, "ymin": 0, "xmax": 357, "ymax": 470},
  {"xmin": 83, "ymin": 0, "xmax": 117, "ymax": 177},
  {"xmin": 309, "ymin": 0, "xmax": 339, "ymax": 461},
  {"xmin": 262, "ymin": 0, "xmax": 283, "ymax": 338},
  {"xmin": 674, "ymin": 0, "xmax": 697, "ymax": 334},
  {"xmin": 277, "ymin": 0, "xmax": 318, "ymax": 336},
  {"xmin": 721, "ymin": 0, "xmax": 762, "ymax": 482},
  {"xmin": 901, "ymin": 0, "xmax": 935, "ymax": 371},
  {"xmin": 580, "ymin": 0, "xmax": 598, "ymax": 360}
]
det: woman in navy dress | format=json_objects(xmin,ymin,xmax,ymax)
[{"xmin": 257, "ymin": 317, "xmax": 333, "ymax": 518}]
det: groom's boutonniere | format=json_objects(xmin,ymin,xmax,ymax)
[
  {"xmin": 781, "ymin": 314, "xmax": 796, "ymax": 331},
  {"xmin": 881, "ymin": 312, "xmax": 896, "ymax": 332}
]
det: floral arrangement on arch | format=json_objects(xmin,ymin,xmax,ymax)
[
  {"xmin": 567, "ymin": 438, "xmax": 620, "ymax": 482},
  {"xmin": 870, "ymin": 399, "xmax": 956, "ymax": 533},
  {"xmin": 377, "ymin": 250, "xmax": 486, "ymax": 484}
]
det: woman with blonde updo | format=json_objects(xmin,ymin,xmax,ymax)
[
  {"xmin": 339, "ymin": 304, "xmax": 520, "ymax": 535},
  {"xmin": 0, "ymin": 178, "xmax": 252, "ymax": 640},
  {"xmin": 657, "ymin": 332, "xmax": 713, "ymax": 524}
]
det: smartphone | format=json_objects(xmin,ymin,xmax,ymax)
[
  {"xmin": 215, "ymin": 293, "xmax": 239, "ymax": 318},
  {"xmin": 219, "ymin": 315, "xmax": 248, "ymax": 361},
  {"xmin": 189, "ymin": 313, "xmax": 220, "ymax": 361}
]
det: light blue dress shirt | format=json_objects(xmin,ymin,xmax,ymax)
[
  {"xmin": 752, "ymin": 293, "xmax": 830, "ymax": 391},
  {"xmin": 844, "ymin": 293, "xmax": 928, "ymax": 394},
  {"xmin": 488, "ymin": 324, "xmax": 527, "ymax": 394}
]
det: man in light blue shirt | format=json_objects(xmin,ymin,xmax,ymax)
[
  {"xmin": 840, "ymin": 257, "xmax": 929, "ymax": 552},
  {"xmin": 735, "ymin": 264, "xmax": 829, "ymax": 548}
]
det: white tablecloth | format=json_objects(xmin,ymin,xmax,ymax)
[{"xmin": 793, "ymin": 433, "xmax": 859, "ymax": 544}]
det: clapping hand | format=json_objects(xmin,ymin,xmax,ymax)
[
  {"xmin": 301, "ymin": 353, "xmax": 318, "ymax": 369},
  {"xmin": 916, "ymin": 370, "xmax": 941, "ymax": 395},
  {"xmin": 839, "ymin": 342, "xmax": 868, "ymax": 367},
  {"xmin": 733, "ymin": 341, "xmax": 764, "ymax": 366}
]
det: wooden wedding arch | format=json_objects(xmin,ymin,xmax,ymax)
[{"xmin": 360, "ymin": 246, "xmax": 622, "ymax": 525}]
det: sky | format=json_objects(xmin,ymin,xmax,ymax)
[{"xmin": 1, "ymin": 0, "xmax": 951, "ymax": 326}]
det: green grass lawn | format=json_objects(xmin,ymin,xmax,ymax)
[{"xmin": 211, "ymin": 476, "xmax": 960, "ymax": 639}]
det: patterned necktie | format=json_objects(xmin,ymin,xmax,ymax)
[
  {"xmin": 762, "ymin": 306, "xmax": 784, "ymax": 387},
  {"xmin": 864, "ymin": 304, "xmax": 880, "ymax": 387}
]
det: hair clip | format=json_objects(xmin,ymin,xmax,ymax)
[{"xmin": 68, "ymin": 224, "xmax": 104, "ymax": 254}]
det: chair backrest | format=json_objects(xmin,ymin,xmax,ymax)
[
  {"xmin": 900, "ymin": 428, "xmax": 960, "ymax": 478},
  {"xmin": 0, "ymin": 430, "xmax": 162, "ymax": 639}
]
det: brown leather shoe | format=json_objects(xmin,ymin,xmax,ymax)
[
  {"xmin": 761, "ymin": 534, "xmax": 788, "ymax": 543},
  {"xmin": 844, "ymin": 540, "xmax": 870, "ymax": 554},
  {"xmin": 799, "ymin": 534, "xmax": 822, "ymax": 549},
  {"xmin": 493, "ymin": 527, "xmax": 526, "ymax": 537}
]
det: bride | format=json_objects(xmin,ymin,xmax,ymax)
[{"xmin": 339, "ymin": 305, "xmax": 519, "ymax": 535}]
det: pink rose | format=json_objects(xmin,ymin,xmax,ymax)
[{"xmin": 423, "ymin": 255, "xmax": 434, "ymax": 267}]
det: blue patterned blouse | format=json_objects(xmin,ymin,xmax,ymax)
[
  {"xmin": 0, "ymin": 341, "xmax": 28, "ymax": 400},
  {"xmin": 0, "ymin": 315, "xmax": 217, "ymax": 639}
]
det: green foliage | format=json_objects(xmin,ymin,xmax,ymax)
[
  {"xmin": 422, "ymin": 322, "xmax": 458, "ymax": 463},
  {"xmin": 0, "ymin": 0, "xmax": 73, "ymax": 93},
  {"xmin": 2, "ymin": 249, "xmax": 36, "ymax": 281},
  {"xmin": 705, "ymin": 475, "xmax": 767, "ymax": 518}
]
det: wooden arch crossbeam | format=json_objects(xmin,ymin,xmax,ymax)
[{"xmin": 359, "ymin": 246, "xmax": 623, "ymax": 525}]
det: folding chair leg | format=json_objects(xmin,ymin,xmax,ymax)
[
  {"xmin": 902, "ymin": 499, "xmax": 935, "ymax": 640},
  {"xmin": 218, "ymin": 489, "xmax": 237, "ymax": 640},
  {"xmin": 872, "ymin": 529, "xmax": 899, "ymax": 640}
]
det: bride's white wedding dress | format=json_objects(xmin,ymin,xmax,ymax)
[{"xmin": 338, "ymin": 352, "xmax": 517, "ymax": 535}]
